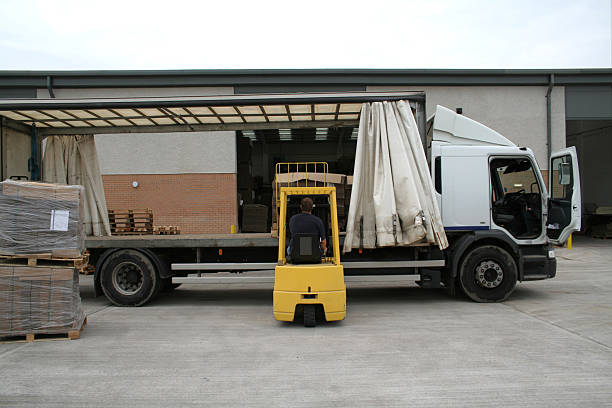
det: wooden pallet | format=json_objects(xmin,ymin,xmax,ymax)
[
  {"xmin": 81, "ymin": 264, "xmax": 95, "ymax": 275},
  {"xmin": 0, "ymin": 317, "xmax": 87, "ymax": 343},
  {"xmin": 0, "ymin": 252, "xmax": 89, "ymax": 270},
  {"xmin": 109, "ymin": 208, "xmax": 154, "ymax": 235},
  {"xmin": 153, "ymin": 225, "xmax": 181, "ymax": 235}
]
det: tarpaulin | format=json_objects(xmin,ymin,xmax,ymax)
[
  {"xmin": 343, "ymin": 100, "xmax": 448, "ymax": 252},
  {"xmin": 43, "ymin": 135, "xmax": 111, "ymax": 236}
]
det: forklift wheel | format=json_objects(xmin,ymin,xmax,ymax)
[{"xmin": 303, "ymin": 305, "xmax": 316, "ymax": 327}]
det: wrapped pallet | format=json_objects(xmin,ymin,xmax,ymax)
[
  {"xmin": 0, "ymin": 180, "xmax": 85, "ymax": 257},
  {"xmin": 0, "ymin": 265, "xmax": 86, "ymax": 338}
]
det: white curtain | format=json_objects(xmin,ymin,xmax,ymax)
[
  {"xmin": 343, "ymin": 100, "xmax": 448, "ymax": 253},
  {"xmin": 43, "ymin": 135, "xmax": 111, "ymax": 236}
]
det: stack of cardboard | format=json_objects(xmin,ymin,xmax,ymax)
[
  {"xmin": 0, "ymin": 181, "xmax": 86, "ymax": 338},
  {"xmin": 0, "ymin": 181, "xmax": 84, "ymax": 257},
  {"xmin": 242, "ymin": 204, "xmax": 269, "ymax": 232},
  {"xmin": 0, "ymin": 266, "xmax": 85, "ymax": 336}
]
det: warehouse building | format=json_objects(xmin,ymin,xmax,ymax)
[{"xmin": 0, "ymin": 69, "xmax": 610, "ymax": 234}]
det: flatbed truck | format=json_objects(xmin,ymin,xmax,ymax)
[
  {"xmin": 0, "ymin": 91, "xmax": 580, "ymax": 306},
  {"xmin": 86, "ymin": 105, "xmax": 581, "ymax": 307}
]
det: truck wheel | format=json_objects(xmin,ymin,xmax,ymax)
[
  {"xmin": 303, "ymin": 305, "xmax": 316, "ymax": 327},
  {"xmin": 459, "ymin": 245, "xmax": 517, "ymax": 303},
  {"xmin": 100, "ymin": 249, "xmax": 161, "ymax": 306}
]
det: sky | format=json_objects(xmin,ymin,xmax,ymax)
[{"xmin": 0, "ymin": 0, "xmax": 610, "ymax": 70}]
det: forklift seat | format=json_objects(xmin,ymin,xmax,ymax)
[{"xmin": 289, "ymin": 233, "xmax": 322, "ymax": 264}]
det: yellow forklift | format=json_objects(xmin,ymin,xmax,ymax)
[{"xmin": 273, "ymin": 162, "xmax": 346, "ymax": 327}]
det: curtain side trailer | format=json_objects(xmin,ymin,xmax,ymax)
[{"xmin": 86, "ymin": 102, "xmax": 581, "ymax": 306}]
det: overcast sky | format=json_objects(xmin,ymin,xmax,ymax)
[{"xmin": 0, "ymin": 0, "xmax": 610, "ymax": 70}]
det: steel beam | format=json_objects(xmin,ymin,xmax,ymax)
[
  {"xmin": 39, "ymin": 120, "xmax": 361, "ymax": 136},
  {"xmin": 171, "ymin": 260, "xmax": 444, "ymax": 271},
  {"xmin": 171, "ymin": 274, "xmax": 422, "ymax": 284}
]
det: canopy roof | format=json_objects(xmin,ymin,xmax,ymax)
[{"xmin": 0, "ymin": 91, "xmax": 425, "ymax": 136}]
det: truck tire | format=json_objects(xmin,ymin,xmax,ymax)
[
  {"xmin": 459, "ymin": 245, "xmax": 517, "ymax": 303},
  {"xmin": 303, "ymin": 305, "xmax": 316, "ymax": 327},
  {"xmin": 99, "ymin": 249, "xmax": 161, "ymax": 306}
]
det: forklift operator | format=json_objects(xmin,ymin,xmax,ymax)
[{"xmin": 288, "ymin": 197, "xmax": 327, "ymax": 256}]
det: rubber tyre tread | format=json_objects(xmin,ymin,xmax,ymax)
[
  {"xmin": 303, "ymin": 305, "xmax": 316, "ymax": 327},
  {"xmin": 459, "ymin": 245, "xmax": 517, "ymax": 303},
  {"xmin": 100, "ymin": 249, "xmax": 160, "ymax": 306}
]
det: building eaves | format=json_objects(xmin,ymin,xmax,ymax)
[{"xmin": 0, "ymin": 68, "xmax": 611, "ymax": 89}]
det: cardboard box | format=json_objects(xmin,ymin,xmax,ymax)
[
  {"xmin": 0, "ymin": 181, "xmax": 84, "ymax": 256},
  {"xmin": 0, "ymin": 265, "xmax": 84, "ymax": 336}
]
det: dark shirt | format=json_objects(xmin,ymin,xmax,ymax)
[{"xmin": 289, "ymin": 213, "xmax": 326, "ymax": 242}]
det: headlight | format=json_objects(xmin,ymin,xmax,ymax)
[{"xmin": 548, "ymin": 250, "xmax": 555, "ymax": 259}]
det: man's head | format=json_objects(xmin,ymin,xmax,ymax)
[{"xmin": 300, "ymin": 197, "xmax": 314, "ymax": 213}]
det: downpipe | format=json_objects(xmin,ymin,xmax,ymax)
[{"xmin": 546, "ymin": 73, "xmax": 555, "ymax": 161}]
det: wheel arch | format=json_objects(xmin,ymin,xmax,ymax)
[
  {"xmin": 94, "ymin": 248, "xmax": 169, "ymax": 296},
  {"xmin": 449, "ymin": 230, "xmax": 521, "ymax": 280}
]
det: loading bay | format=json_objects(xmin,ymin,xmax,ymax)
[{"xmin": 1, "ymin": 236, "xmax": 611, "ymax": 407}]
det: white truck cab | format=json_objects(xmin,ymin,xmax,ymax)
[{"xmin": 429, "ymin": 106, "xmax": 581, "ymax": 301}]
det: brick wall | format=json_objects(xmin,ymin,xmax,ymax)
[{"xmin": 102, "ymin": 174, "xmax": 237, "ymax": 234}]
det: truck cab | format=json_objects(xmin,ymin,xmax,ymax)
[{"xmin": 429, "ymin": 105, "xmax": 581, "ymax": 301}]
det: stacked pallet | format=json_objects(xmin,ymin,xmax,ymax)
[
  {"xmin": 153, "ymin": 225, "xmax": 181, "ymax": 235},
  {"xmin": 0, "ymin": 181, "xmax": 87, "ymax": 341},
  {"xmin": 108, "ymin": 209, "xmax": 153, "ymax": 235}
]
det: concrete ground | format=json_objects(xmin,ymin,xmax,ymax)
[{"xmin": 1, "ymin": 236, "xmax": 611, "ymax": 407}]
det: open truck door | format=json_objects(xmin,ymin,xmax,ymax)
[{"xmin": 547, "ymin": 146, "xmax": 581, "ymax": 245}]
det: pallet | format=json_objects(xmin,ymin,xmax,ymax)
[
  {"xmin": 153, "ymin": 225, "xmax": 181, "ymax": 235},
  {"xmin": 81, "ymin": 264, "xmax": 95, "ymax": 275},
  {"xmin": 0, "ymin": 317, "xmax": 87, "ymax": 343},
  {"xmin": 109, "ymin": 208, "xmax": 154, "ymax": 235},
  {"xmin": 111, "ymin": 228, "xmax": 154, "ymax": 235},
  {"xmin": 0, "ymin": 252, "xmax": 89, "ymax": 270}
]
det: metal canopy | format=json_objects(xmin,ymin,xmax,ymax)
[{"xmin": 0, "ymin": 91, "xmax": 425, "ymax": 136}]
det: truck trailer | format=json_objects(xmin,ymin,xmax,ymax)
[{"xmin": 0, "ymin": 91, "xmax": 581, "ymax": 307}]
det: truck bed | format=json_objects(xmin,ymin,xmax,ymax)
[{"xmin": 85, "ymin": 233, "xmax": 278, "ymax": 249}]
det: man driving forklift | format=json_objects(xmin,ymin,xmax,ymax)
[
  {"xmin": 273, "ymin": 165, "xmax": 346, "ymax": 327},
  {"xmin": 288, "ymin": 197, "xmax": 327, "ymax": 259}
]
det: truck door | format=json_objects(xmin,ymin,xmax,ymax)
[{"xmin": 547, "ymin": 146, "xmax": 581, "ymax": 245}]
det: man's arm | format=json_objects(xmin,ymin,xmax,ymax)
[
  {"xmin": 317, "ymin": 218, "xmax": 327, "ymax": 255},
  {"xmin": 320, "ymin": 239, "xmax": 327, "ymax": 255}
]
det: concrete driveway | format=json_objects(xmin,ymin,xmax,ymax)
[{"xmin": 1, "ymin": 236, "xmax": 611, "ymax": 407}]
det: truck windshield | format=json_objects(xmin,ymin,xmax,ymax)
[{"xmin": 490, "ymin": 158, "xmax": 542, "ymax": 239}]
